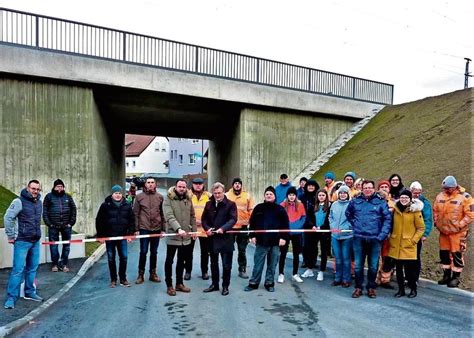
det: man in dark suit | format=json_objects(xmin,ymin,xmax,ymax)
[{"xmin": 201, "ymin": 182, "xmax": 237, "ymax": 296}]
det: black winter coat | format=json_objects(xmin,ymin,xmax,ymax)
[
  {"xmin": 43, "ymin": 191, "xmax": 77, "ymax": 228},
  {"xmin": 249, "ymin": 201, "xmax": 289, "ymax": 247},
  {"xmin": 202, "ymin": 196, "xmax": 237, "ymax": 254},
  {"xmin": 300, "ymin": 191, "xmax": 317, "ymax": 228},
  {"xmin": 95, "ymin": 196, "xmax": 135, "ymax": 237}
]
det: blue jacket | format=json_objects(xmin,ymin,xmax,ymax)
[
  {"xmin": 345, "ymin": 193, "xmax": 392, "ymax": 241},
  {"xmin": 275, "ymin": 182, "xmax": 292, "ymax": 205},
  {"xmin": 418, "ymin": 195, "xmax": 433, "ymax": 237},
  {"xmin": 43, "ymin": 190, "xmax": 77, "ymax": 228},
  {"xmin": 329, "ymin": 200, "xmax": 353, "ymax": 240},
  {"xmin": 4, "ymin": 188, "xmax": 42, "ymax": 242}
]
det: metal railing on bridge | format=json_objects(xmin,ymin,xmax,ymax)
[{"xmin": 0, "ymin": 7, "xmax": 393, "ymax": 105}]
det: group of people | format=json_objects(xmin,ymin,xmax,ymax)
[{"xmin": 3, "ymin": 172, "xmax": 472, "ymax": 309}]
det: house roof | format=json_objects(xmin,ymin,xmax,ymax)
[{"xmin": 125, "ymin": 134, "xmax": 155, "ymax": 156}]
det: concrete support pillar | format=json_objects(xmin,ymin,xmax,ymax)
[
  {"xmin": 0, "ymin": 77, "xmax": 123, "ymax": 235},
  {"xmin": 230, "ymin": 108, "xmax": 353, "ymax": 199}
]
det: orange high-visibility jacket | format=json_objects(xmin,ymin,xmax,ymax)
[
  {"xmin": 433, "ymin": 188, "xmax": 474, "ymax": 235},
  {"xmin": 225, "ymin": 189, "xmax": 254, "ymax": 229}
]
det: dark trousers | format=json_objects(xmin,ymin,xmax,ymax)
[
  {"xmin": 48, "ymin": 226, "xmax": 72, "ymax": 267},
  {"xmin": 304, "ymin": 232, "xmax": 328, "ymax": 271},
  {"xmin": 186, "ymin": 237, "xmax": 210, "ymax": 275},
  {"xmin": 249, "ymin": 245, "xmax": 280, "ymax": 287},
  {"xmin": 279, "ymin": 235, "xmax": 303, "ymax": 275},
  {"xmin": 234, "ymin": 226, "xmax": 249, "ymax": 272},
  {"xmin": 415, "ymin": 240, "xmax": 422, "ymax": 281},
  {"xmin": 210, "ymin": 252, "xmax": 233, "ymax": 288},
  {"xmin": 165, "ymin": 244, "xmax": 192, "ymax": 287},
  {"xmin": 106, "ymin": 240, "xmax": 128, "ymax": 282},
  {"xmin": 138, "ymin": 229, "xmax": 160, "ymax": 272},
  {"xmin": 384, "ymin": 257, "xmax": 417, "ymax": 290}
]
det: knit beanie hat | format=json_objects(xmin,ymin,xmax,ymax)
[
  {"xmin": 232, "ymin": 177, "xmax": 243, "ymax": 185},
  {"xmin": 306, "ymin": 179, "xmax": 318, "ymax": 187},
  {"xmin": 111, "ymin": 185, "xmax": 123, "ymax": 194},
  {"xmin": 337, "ymin": 185, "xmax": 350, "ymax": 198},
  {"xmin": 286, "ymin": 186, "xmax": 298, "ymax": 196},
  {"xmin": 377, "ymin": 180, "xmax": 391, "ymax": 190},
  {"xmin": 324, "ymin": 171, "xmax": 335, "ymax": 180},
  {"xmin": 344, "ymin": 172, "xmax": 356, "ymax": 180},
  {"xmin": 442, "ymin": 176, "xmax": 457, "ymax": 188},
  {"xmin": 264, "ymin": 186, "xmax": 276, "ymax": 196},
  {"xmin": 399, "ymin": 189, "xmax": 412, "ymax": 200},
  {"xmin": 53, "ymin": 179, "xmax": 65, "ymax": 188}
]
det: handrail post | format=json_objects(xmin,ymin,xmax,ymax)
[
  {"xmin": 122, "ymin": 33, "xmax": 126, "ymax": 61},
  {"xmin": 35, "ymin": 16, "xmax": 39, "ymax": 47},
  {"xmin": 256, "ymin": 59, "xmax": 260, "ymax": 82},
  {"xmin": 195, "ymin": 46, "xmax": 199, "ymax": 72},
  {"xmin": 352, "ymin": 78, "xmax": 356, "ymax": 99},
  {"xmin": 308, "ymin": 68, "xmax": 311, "ymax": 91}
]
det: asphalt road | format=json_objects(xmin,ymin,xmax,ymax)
[{"xmin": 12, "ymin": 240, "xmax": 473, "ymax": 337}]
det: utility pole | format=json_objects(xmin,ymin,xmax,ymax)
[{"xmin": 465, "ymin": 58, "xmax": 472, "ymax": 89}]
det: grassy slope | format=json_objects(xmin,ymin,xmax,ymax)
[
  {"xmin": 312, "ymin": 88, "xmax": 473, "ymax": 289},
  {"xmin": 0, "ymin": 185, "xmax": 17, "ymax": 228}
]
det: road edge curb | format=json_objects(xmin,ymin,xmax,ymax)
[
  {"xmin": 0, "ymin": 244, "xmax": 106, "ymax": 337},
  {"xmin": 285, "ymin": 251, "xmax": 473, "ymax": 297}
]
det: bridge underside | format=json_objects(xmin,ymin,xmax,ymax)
[{"xmin": 1, "ymin": 75, "xmax": 355, "ymax": 235}]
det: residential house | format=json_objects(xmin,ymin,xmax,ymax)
[
  {"xmin": 168, "ymin": 138, "xmax": 208, "ymax": 177},
  {"xmin": 125, "ymin": 134, "xmax": 169, "ymax": 175}
]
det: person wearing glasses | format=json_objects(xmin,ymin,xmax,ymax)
[
  {"xmin": 346, "ymin": 180, "xmax": 392, "ymax": 299},
  {"xmin": 4, "ymin": 180, "xmax": 44, "ymax": 309}
]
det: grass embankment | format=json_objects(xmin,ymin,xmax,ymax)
[
  {"xmin": 312, "ymin": 88, "xmax": 473, "ymax": 290},
  {"xmin": 0, "ymin": 185, "xmax": 17, "ymax": 228}
]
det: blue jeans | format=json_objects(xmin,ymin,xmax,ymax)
[
  {"xmin": 353, "ymin": 237, "xmax": 381, "ymax": 290},
  {"xmin": 6, "ymin": 240, "xmax": 40, "ymax": 300},
  {"xmin": 106, "ymin": 240, "xmax": 128, "ymax": 282},
  {"xmin": 332, "ymin": 237, "xmax": 353, "ymax": 283},
  {"xmin": 138, "ymin": 229, "xmax": 160, "ymax": 272},
  {"xmin": 49, "ymin": 226, "xmax": 72, "ymax": 267},
  {"xmin": 249, "ymin": 245, "xmax": 280, "ymax": 287}
]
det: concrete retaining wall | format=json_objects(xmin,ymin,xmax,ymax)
[
  {"xmin": 0, "ymin": 227, "xmax": 85, "ymax": 269},
  {"xmin": 0, "ymin": 78, "xmax": 123, "ymax": 235}
]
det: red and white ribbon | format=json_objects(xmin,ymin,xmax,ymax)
[{"xmin": 42, "ymin": 229, "xmax": 352, "ymax": 245}]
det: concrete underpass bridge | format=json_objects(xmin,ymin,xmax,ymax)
[{"xmin": 0, "ymin": 8, "xmax": 393, "ymax": 235}]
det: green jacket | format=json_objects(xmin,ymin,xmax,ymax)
[{"xmin": 163, "ymin": 187, "xmax": 196, "ymax": 246}]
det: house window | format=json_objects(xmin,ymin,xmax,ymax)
[
  {"xmin": 178, "ymin": 155, "xmax": 183, "ymax": 165},
  {"xmin": 154, "ymin": 142, "xmax": 160, "ymax": 151},
  {"xmin": 126, "ymin": 161, "xmax": 129, "ymax": 167},
  {"xmin": 170, "ymin": 150, "xmax": 174, "ymax": 160},
  {"xmin": 192, "ymin": 139, "xmax": 199, "ymax": 144},
  {"xmin": 188, "ymin": 154, "xmax": 196, "ymax": 165},
  {"xmin": 161, "ymin": 143, "xmax": 166, "ymax": 152},
  {"xmin": 178, "ymin": 138, "xmax": 185, "ymax": 142},
  {"xmin": 132, "ymin": 160, "xmax": 136, "ymax": 167}
]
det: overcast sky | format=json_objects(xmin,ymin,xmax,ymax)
[{"xmin": 1, "ymin": 0, "xmax": 472, "ymax": 104}]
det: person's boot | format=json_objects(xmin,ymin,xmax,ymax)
[
  {"xmin": 149, "ymin": 269, "xmax": 161, "ymax": 283},
  {"xmin": 438, "ymin": 269, "xmax": 451, "ymax": 285},
  {"xmin": 447, "ymin": 272, "xmax": 460, "ymax": 288},
  {"xmin": 135, "ymin": 270, "xmax": 145, "ymax": 284},
  {"xmin": 394, "ymin": 287, "xmax": 406, "ymax": 298}
]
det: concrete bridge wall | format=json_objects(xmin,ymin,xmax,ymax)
[
  {"xmin": 0, "ymin": 78, "xmax": 123, "ymax": 235},
  {"xmin": 0, "ymin": 45, "xmax": 386, "ymax": 235}
]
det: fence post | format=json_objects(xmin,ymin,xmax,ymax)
[
  {"xmin": 35, "ymin": 16, "xmax": 39, "ymax": 48},
  {"xmin": 352, "ymin": 78, "xmax": 356, "ymax": 99},
  {"xmin": 256, "ymin": 59, "xmax": 260, "ymax": 82},
  {"xmin": 122, "ymin": 33, "xmax": 126, "ymax": 61},
  {"xmin": 195, "ymin": 46, "xmax": 199, "ymax": 72},
  {"xmin": 308, "ymin": 68, "xmax": 311, "ymax": 91}
]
